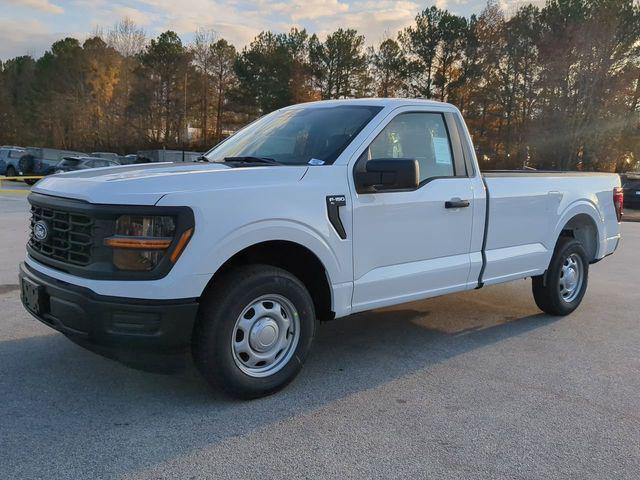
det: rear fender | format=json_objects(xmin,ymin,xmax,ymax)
[{"xmin": 552, "ymin": 200, "xmax": 604, "ymax": 260}]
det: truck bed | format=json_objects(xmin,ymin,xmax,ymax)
[
  {"xmin": 483, "ymin": 170, "xmax": 618, "ymax": 177},
  {"xmin": 479, "ymin": 171, "xmax": 621, "ymax": 286}
]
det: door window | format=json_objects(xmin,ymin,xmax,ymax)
[{"xmin": 360, "ymin": 112, "xmax": 455, "ymax": 183}]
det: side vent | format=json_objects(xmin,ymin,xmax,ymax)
[{"xmin": 326, "ymin": 195, "xmax": 347, "ymax": 239}]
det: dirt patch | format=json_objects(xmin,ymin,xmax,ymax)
[{"xmin": 0, "ymin": 284, "xmax": 20, "ymax": 295}]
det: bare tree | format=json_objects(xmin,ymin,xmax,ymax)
[
  {"xmin": 104, "ymin": 18, "xmax": 147, "ymax": 148},
  {"xmin": 107, "ymin": 18, "xmax": 146, "ymax": 58},
  {"xmin": 210, "ymin": 39, "xmax": 237, "ymax": 141},
  {"xmin": 191, "ymin": 28, "xmax": 218, "ymax": 145}
]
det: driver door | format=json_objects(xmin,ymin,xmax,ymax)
[{"xmin": 350, "ymin": 108, "xmax": 475, "ymax": 312}]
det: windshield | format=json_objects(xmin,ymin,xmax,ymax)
[{"xmin": 204, "ymin": 105, "xmax": 382, "ymax": 165}]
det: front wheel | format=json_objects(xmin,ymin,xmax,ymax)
[
  {"xmin": 192, "ymin": 265, "xmax": 316, "ymax": 399},
  {"xmin": 532, "ymin": 237, "xmax": 589, "ymax": 316}
]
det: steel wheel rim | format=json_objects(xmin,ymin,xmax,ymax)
[
  {"xmin": 559, "ymin": 253, "xmax": 583, "ymax": 303},
  {"xmin": 231, "ymin": 294, "xmax": 300, "ymax": 378}
]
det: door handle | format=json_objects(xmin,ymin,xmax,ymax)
[{"xmin": 445, "ymin": 198, "xmax": 470, "ymax": 209}]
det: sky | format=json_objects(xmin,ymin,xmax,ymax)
[{"xmin": 0, "ymin": 0, "xmax": 538, "ymax": 60}]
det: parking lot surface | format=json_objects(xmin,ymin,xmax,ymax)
[{"xmin": 1, "ymin": 193, "xmax": 639, "ymax": 479}]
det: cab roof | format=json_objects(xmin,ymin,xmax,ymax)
[{"xmin": 281, "ymin": 98, "xmax": 456, "ymax": 110}]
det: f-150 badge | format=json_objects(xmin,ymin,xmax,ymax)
[{"xmin": 326, "ymin": 195, "xmax": 347, "ymax": 239}]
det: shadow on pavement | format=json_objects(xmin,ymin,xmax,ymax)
[{"xmin": 0, "ymin": 290, "xmax": 556, "ymax": 478}]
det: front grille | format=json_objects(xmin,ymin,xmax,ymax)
[{"xmin": 29, "ymin": 204, "xmax": 94, "ymax": 265}]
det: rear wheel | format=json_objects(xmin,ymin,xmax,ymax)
[
  {"xmin": 5, "ymin": 166, "xmax": 16, "ymax": 178},
  {"xmin": 532, "ymin": 237, "xmax": 589, "ymax": 316},
  {"xmin": 192, "ymin": 264, "xmax": 316, "ymax": 399}
]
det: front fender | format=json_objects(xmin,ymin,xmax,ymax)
[{"xmin": 196, "ymin": 219, "xmax": 344, "ymax": 285}]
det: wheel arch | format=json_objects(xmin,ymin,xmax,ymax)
[
  {"xmin": 202, "ymin": 235, "xmax": 337, "ymax": 322},
  {"xmin": 552, "ymin": 204, "xmax": 602, "ymax": 262}
]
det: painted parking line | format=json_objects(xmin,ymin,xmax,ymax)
[{"xmin": 0, "ymin": 176, "xmax": 43, "ymax": 194}]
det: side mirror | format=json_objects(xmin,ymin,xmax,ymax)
[{"xmin": 355, "ymin": 158, "xmax": 419, "ymax": 193}]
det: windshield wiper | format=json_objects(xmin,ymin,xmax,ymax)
[{"xmin": 223, "ymin": 156, "xmax": 283, "ymax": 166}]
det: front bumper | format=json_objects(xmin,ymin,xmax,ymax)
[{"xmin": 19, "ymin": 262, "xmax": 199, "ymax": 367}]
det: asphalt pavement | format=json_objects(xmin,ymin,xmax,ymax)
[{"xmin": 1, "ymin": 193, "xmax": 639, "ymax": 479}]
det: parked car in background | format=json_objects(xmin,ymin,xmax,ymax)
[
  {"xmin": 54, "ymin": 156, "xmax": 120, "ymax": 173},
  {"xmin": 19, "ymin": 147, "xmax": 87, "ymax": 184},
  {"xmin": 136, "ymin": 149, "xmax": 202, "ymax": 163},
  {"xmin": 91, "ymin": 152, "xmax": 121, "ymax": 162},
  {"xmin": 0, "ymin": 146, "xmax": 26, "ymax": 177},
  {"xmin": 121, "ymin": 154, "xmax": 138, "ymax": 164},
  {"xmin": 621, "ymin": 173, "xmax": 640, "ymax": 209}
]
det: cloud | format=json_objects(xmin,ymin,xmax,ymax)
[
  {"xmin": 1, "ymin": 0, "xmax": 531, "ymax": 59},
  {"xmin": 307, "ymin": 1, "xmax": 419, "ymax": 45},
  {"xmin": 270, "ymin": 0, "xmax": 349, "ymax": 21},
  {"xmin": 132, "ymin": 0, "xmax": 290, "ymax": 46},
  {"xmin": 112, "ymin": 6, "xmax": 153, "ymax": 26},
  {"xmin": 5, "ymin": 0, "xmax": 63, "ymax": 14},
  {"xmin": 131, "ymin": 0, "xmax": 417, "ymax": 46},
  {"xmin": 498, "ymin": 0, "xmax": 545, "ymax": 15},
  {"xmin": 0, "ymin": 19, "xmax": 69, "ymax": 60},
  {"xmin": 0, "ymin": 0, "xmax": 424, "ymax": 59}
]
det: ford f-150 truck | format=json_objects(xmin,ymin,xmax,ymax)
[{"xmin": 19, "ymin": 99, "xmax": 624, "ymax": 398}]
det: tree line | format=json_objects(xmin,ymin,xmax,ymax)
[{"xmin": 0, "ymin": 0, "xmax": 638, "ymax": 171}]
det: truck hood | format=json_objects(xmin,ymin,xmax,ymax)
[{"xmin": 32, "ymin": 162, "xmax": 310, "ymax": 205}]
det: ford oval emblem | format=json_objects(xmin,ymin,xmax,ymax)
[{"xmin": 33, "ymin": 220, "xmax": 50, "ymax": 242}]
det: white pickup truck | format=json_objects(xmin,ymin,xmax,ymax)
[{"xmin": 20, "ymin": 99, "xmax": 624, "ymax": 398}]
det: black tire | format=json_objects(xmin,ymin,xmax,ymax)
[
  {"xmin": 192, "ymin": 264, "xmax": 316, "ymax": 399},
  {"xmin": 24, "ymin": 178, "xmax": 38, "ymax": 186},
  {"xmin": 532, "ymin": 237, "xmax": 589, "ymax": 316},
  {"xmin": 19, "ymin": 154, "xmax": 34, "ymax": 175},
  {"xmin": 5, "ymin": 165, "xmax": 16, "ymax": 178}
]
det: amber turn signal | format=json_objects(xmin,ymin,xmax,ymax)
[
  {"xmin": 170, "ymin": 228, "xmax": 193, "ymax": 263},
  {"xmin": 104, "ymin": 237, "xmax": 172, "ymax": 250}
]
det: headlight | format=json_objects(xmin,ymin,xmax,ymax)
[{"xmin": 104, "ymin": 215, "xmax": 192, "ymax": 271}]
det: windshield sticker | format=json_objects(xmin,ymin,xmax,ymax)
[
  {"xmin": 432, "ymin": 137, "xmax": 452, "ymax": 165},
  {"xmin": 308, "ymin": 158, "xmax": 325, "ymax": 166}
]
